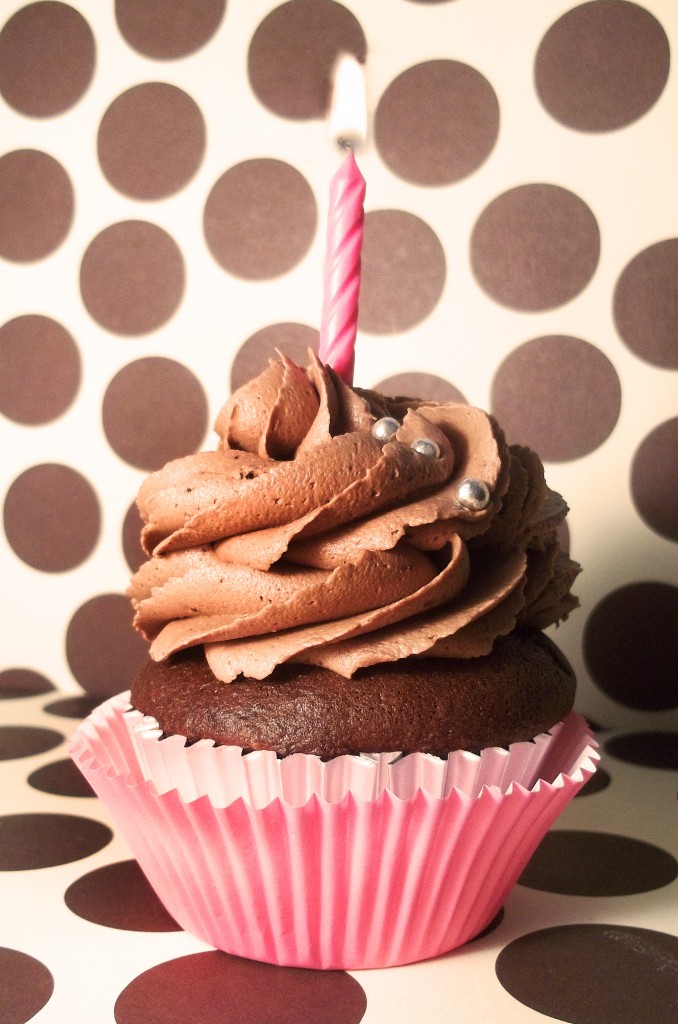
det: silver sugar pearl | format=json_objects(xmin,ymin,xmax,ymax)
[
  {"xmin": 371, "ymin": 416, "xmax": 400, "ymax": 443},
  {"xmin": 410, "ymin": 438, "xmax": 441, "ymax": 458},
  {"xmin": 457, "ymin": 478, "xmax": 491, "ymax": 510}
]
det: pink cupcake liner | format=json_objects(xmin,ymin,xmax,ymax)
[
  {"xmin": 70, "ymin": 694, "xmax": 598, "ymax": 970},
  {"xmin": 118, "ymin": 697, "xmax": 590, "ymax": 806}
]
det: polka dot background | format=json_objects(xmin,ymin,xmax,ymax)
[{"xmin": 0, "ymin": 0, "xmax": 676, "ymax": 1020}]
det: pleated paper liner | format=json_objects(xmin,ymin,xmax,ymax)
[{"xmin": 70, "ymin": 693, "xmax": 598, "ymax": 970}]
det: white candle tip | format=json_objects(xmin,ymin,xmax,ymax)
[{"xmin": 328, "ymin": 53, "xmax": 367, "ymax": 151}]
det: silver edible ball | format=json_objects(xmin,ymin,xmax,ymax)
[
  {"xmin": 410, "ymin": 438, "xmax": 441, "ymax": 458},
  {"xmin": 457, "ymin": 478, "xmax": 491, "ymax": 510},
  {"xmin": 371, "ymin": 416, "xmax": 400, "ymax": 443}
]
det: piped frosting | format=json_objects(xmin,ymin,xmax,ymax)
[{"xmin": 128, "ymin": 352, "xmax": 579, "ymax": 682}]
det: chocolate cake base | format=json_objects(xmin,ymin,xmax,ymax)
[{"xmin": 130, "ymin": 631, "xmax": 576, "ymax": 758}]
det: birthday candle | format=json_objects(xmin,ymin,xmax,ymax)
[{"xmin": 318, "ymin": 55, "xmax": 367, "ymax": 385}]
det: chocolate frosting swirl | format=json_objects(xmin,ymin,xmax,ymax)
[{"xmin": 129, "ymin": 352, "xmax": 579, "ymax": 682}]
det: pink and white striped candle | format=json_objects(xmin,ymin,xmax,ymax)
[{"xmin": 318, "ymin": 55, "xmax": 367, "ymax": 385}]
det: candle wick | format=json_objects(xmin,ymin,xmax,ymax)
[{"xmin": 337, "ymin": 137, "xmax": 355, "ymax": 153}]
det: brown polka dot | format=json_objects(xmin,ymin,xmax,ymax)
[
  {"xmin": 497, "ymin": 924, "xmax": 678, "ymax": 1024},
  {"xmin": 375, "ymin": 61, "xmax": 499, "ymax": 185},
  {"xmin": 65, "ymin": 860, "xmax": 180, "ymax": 931},
  {"xmin": 0, "ymin": 668, "xmax": 55, "ymax": 699},
  {"xmin": 536, "ymin": 1, "xmax": 670, "ymax": 132},
  {"xmin": 575, "ymin": 767, "xmax": 611, "ymax": 797},
  {"xmin": 0, "ymin": 150, "xmax": 73, "ymax": 262},
  {"xmin": 115, "ymin": 951, "xmax": 367, "ymax": 1024},
  {"xmin": 490, "ymin": 336, "xmax": 621, "ymax": 461},
  {"xmin": 519, "ymin": 830, "xmax": 677, "ymax": 896},
  {"xmin": 359, "ymin": 210, "xmax": 446, "ymax": 333},
  {"xmin": 123, "ymin": 501, "xmax": 146, "ymax": 573},
  {"xmin": 115, "ymin": 0, "xmax": 225, "ymax": 59},
  {"xmin": 605, "ymin": 732, "xmax": 678, "ymax": 772},
  {"xmin": 0, "ymin": 726, "xmax": 63, "ymax": 761},
  {"xmin": 103, "ymin": 358, "xmax": 208, "ymax": 470},
  {"xmin": 631, "ymin": 418, "xmax": 678, "ymax": 542},
  {"xmin": 0, "ymin": 947, "xmax": 54, "ymax": 1023},
  {"xmin": 29, "ymin": 758, "xmax": 95, "ymax": 797},
  {"xmin": 0, "ymin": 315, "xmax": 80, "ymax": 424},
  {"xmin": 471, "ymin": 184, "xmax": 600, "ymax": 311},
  {"xmin": 248, "ymin": 0, "xmax": 366, "ymax": 120},
  {"xmin": 0, "ymin": 813, "xmax": 112, "ymax": 870},
  {"xmin": 98, "ymin": 83, "xmax": 206, "ymax": 200},
  {"xmin": 204, "ymin": 160, "xmax": 316, "ymax": 280},
  {"xmin": 230, "ymin": 322, "xmax": 319, "ymax": 391},
  {"xmin": 44, "ymin": 695, "xmax": 102, "ymax": 719},
  {"xmin": 584, "ymin": 717, "xmax": 608, "ymax": 734},
  {"xmin": 613, "ymin": 239, "xmax": 678, "ymax": 369},
  {"xmin": 3, "ymin": 463, "xmax": 100, "ymax": 572},
  {"xmin": 65, "ymin": 594, "xmax": 147, "ymax": 697},
  {"xmin": 374, "ymin": 372, "xmax": 466, "ymax": 405},
  {"xmin": 80, "ymin": 221, "xmax": 184, "ymax": 335},
  {"xmin": 583, "ymin": 582, "xmax": 678, "ymax": 711},
  {"xmin": 0, "ymin": 1, "xmax": 95, "ymax": 117}
]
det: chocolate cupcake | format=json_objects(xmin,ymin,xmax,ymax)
[
  {"xmin": 71, "ymin": 353, "xmax": 598, "ymax": 969},
  {"xmin": 130, "ymin": 633, "xmax": 576, "ymax": 758}
]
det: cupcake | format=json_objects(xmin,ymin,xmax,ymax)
[{"xmin": 71, "ymin": 352, "xmax": 598, "ymax": 969}]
